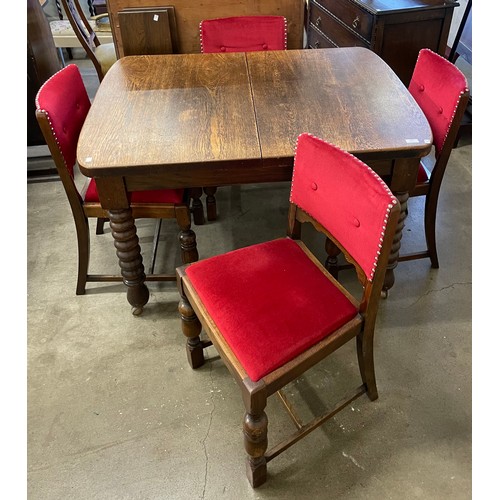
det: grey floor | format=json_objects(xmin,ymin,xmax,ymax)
[{"xmin": 27, "ymin": 52, "xmax": 472, "ymax": 499}]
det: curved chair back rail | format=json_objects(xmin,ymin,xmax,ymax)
[{"xmin": 60, "ymin": 0, "xmax": 117, "ymax": 81}]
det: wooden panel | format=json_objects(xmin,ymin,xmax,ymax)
[
  {"xmin": 309, "ymin": 4, "xmax": 369, "ymax": 49},
  {"xmin": 379, "ymin": 17, "xmax": 448, "ymax": 86},
  {"xmin": 118, "ymin": 7, "xmax": 178, "ymax": 55},
  {"xmin": 107, "ymin": 0, "xmax": 305, "ymax": 57},
  {"xmin": 28, "ymin": 0, "xmax": 62, "ymax": 146},
  {"xmin": 307, "ymin": 0, "xmax": 458, "ymax": 86},
  {"xmin": 315, "ymin": 0, "xmax": 373, "ymax": 42},
  {"xmin": 247, "ymin": 48, "xmax": 431, "ymax": 162},
  {"xmin": 78, "ymin": 53, "xmax": 262, "ymax": 177},
  {"xmin": 307, "ymin": 25, "xmax": 336, "ymax": 49}
]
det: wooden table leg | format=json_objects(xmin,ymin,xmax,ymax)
[
  {"xmin": 190, "ymin": 187, "xmax": 205, "ymax": 225},
  {"xmin": 381, "ymin": 157, "xmax": 419, "ymax": 296},
  {"xmin": 204, "ymin": 186, "xmax": 218, "ymax": 221},
  {"xmin": 382, "ymin": 191, "xmax": 409, "ymax": 296},
  {"xmin": 108, "ymin": 208, "xmax": 149, "ymax": 315}
]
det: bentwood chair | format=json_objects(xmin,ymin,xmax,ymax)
[
  {"xmin": 60, "ymin": 0, "xmax": 117, "ymax": 82},
  {"xmin": 398, "ymin": 48, "xmax": 469, "ymax": 268},
  {"xmin": 198, "ymin": 15, "xmax": 288, "ymax": 222},
  {"xmin": 176, "ymin": 133, "xmax": 400, "ymax": 487},
  {"xmin": 36, "ymin": 64, "xmax": 198, "ymax": 313}
]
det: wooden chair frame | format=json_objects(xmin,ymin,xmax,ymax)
[
  {"xmin": 60, "ymin": 0, "xmax": 113, "ymax": 81},
  {"xmin": 399, "ymin": 87, "xmax": 470, "ymax": 268},
  {"xmin": 177, "ymin": 187, "xmax": 400, "ymax": 486},
  {"xmin": 35, "ymin": 67, "xmax": 198, "ymax": 315}
]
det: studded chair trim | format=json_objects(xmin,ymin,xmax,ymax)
[
  {"xmin": 200, "ymin": 16, "xmax": 287, "ymax": 53},
  {"xmin": 290, "ymin": 133, "xmax": 398, "ymax": 282}
]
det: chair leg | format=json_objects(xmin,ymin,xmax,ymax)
[
  {"xmin": 424, "ymin": 195, "xmax": 440, "ymax": 269},
  {"xmin": 175, "ymin": 206, "xmax": 199, "ymax": 264},
  {"xmin": 178, "ymin": 292, "xmax": 205, "ymax": 369},
  {"xmin": 356, "ymin": 331, "xmax": 378, "ymax": 401},
  {"xmin": 75, "ymin": 219, "xmax": 91, "ymax": 295},
  {"xmin": 148, "ymin": 219, "xmax": 162, "ymax": 275},
  {"xmin": 243, "ymin": 407, "xmax": 268, "ymax": 488},
  {"xmin": 204, "ymin": 186, "xmax": 218, "ymax": 221},
  {"xmin": 96, "ymin": 217, "xmax": 108, "ymax": 235},
  {"xmin": 190, "ymin": 187, "xmax": 205, "ymax": 225}
]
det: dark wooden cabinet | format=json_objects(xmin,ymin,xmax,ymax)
[
  {"xmin": 307, "ymin": 0, "xmax": 458, "ymax": 86},
  {"xmin": 28, "ymin": 0, "xmax": 62, "ymax": 146}
]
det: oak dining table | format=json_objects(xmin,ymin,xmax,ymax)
[{"xmin": 77, "ymin": 47, "xmax": 432, "ymax": 312}]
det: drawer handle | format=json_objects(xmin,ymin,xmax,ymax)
[
  {"xmin": 315, "ymin": 16, "xmax": 322, "ymax": 28},
  {"xmin": 352, "ymin": 16, "xmax": 359, "ymax": 29}
]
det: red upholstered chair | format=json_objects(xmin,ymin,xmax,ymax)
[
  {"xmin": 36, "ymin": 64, "xmax": 198, "ymax": 307},
  {"xmin": 399, "ymin": 48, "xmax": 469, "ymax": 268},
  {"xmin": 198, "ymin": 15, "xmax": 288, "ymax": 222},
  {"xmin": 200, "ymin": 15, "xmax": 287, "ymax": 54},
  {"xmin": 176, "ymin": 133, "xmax": 400, "ymax": 487}
]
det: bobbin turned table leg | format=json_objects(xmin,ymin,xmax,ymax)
[
  {"xmin": 108, "ymin": 208, "xmax": 149, "ymax": 315},
  {"xmin": 204, "ymin": 187, "xmax": 218, "ymax": 221},
  {"xmin": 190, "ymin": 187, "xmax": 205, "ymax": 225},
  {"xmin": 382, "ymin": 157, "xmax": 420, "ymax": 297},
  {"xmin": 383, "ymin": 191, "xmax": 408, "ymax": 296}
]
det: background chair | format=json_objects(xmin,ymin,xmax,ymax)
[
  {"xmin": 447, "ymin": 0, "xmax": 472, "ymax": 147},
  {"xmin": 198, "ymin": 15, "xmax": 288, "ymax": 222},
  {"xmin": 36, "ymin": 64, "xmax": 198, "ymax": 313},
  {"xmin": 398, "ymin": 48, "xmax": 469, "ymax": 268},
  {"xmin": 176, "ymin": 133, "xmax": 400, "ymax": 486},
  {"xmin": 60, "ymin": 0, "xmax": 117, "ymax": 82}
]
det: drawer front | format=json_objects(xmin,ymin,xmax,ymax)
[
  {"xmin": 314, "ymin": 0, "xmax": 373, "ymax": 42},
  {"xmin": 307, "ymin": 24, "xmax": 337, "ymax": 49},
  {"xmin": 309, "ymin": 4, "xmax": 370, "ymax": 49}
]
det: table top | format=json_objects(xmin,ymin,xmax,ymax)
[{"xmin": 78, "ymin": 47, "xmax": 432, "ymax": 184}]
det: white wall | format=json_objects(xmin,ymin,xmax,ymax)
[{"xmin": 448, "ymin": 1, "xmax": 469, "ymax": 46}]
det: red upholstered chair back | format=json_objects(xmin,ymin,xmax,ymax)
[
  {"xmin": 290, "ymin": 134, "xmax": 398, "ymax": 282},
  {"xmin": 35, "ymin": 64, "xmax": 91, "ymax": 181},
  {"xmin": 200, "ymin": 16, "xmax": 287, "ymax": 53},
  {"xmin": 409, "ymin": 48, "xmax": 469, "ymax": 157}
]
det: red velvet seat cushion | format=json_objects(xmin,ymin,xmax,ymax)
[
  {"xmin": 84, "ymin": 179, "xmax": 184, "ymax": 204},
  {"xmin": 185, "ymin": 237, "xmax": 358, "ymax": 382}
]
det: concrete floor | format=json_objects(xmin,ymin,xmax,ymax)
[{"xmin": 27, "ymin": 53, "xmax": 472, "ymax": 499}]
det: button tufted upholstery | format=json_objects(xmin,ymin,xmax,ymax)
[
  {"xmin": 291, "ymin": 134, "xmax": 398, "ymax": 281},
  {"xmin": 409, "ymin": 48, "xmax": 468, "ymax": 157},
  {"xmin": 200, "ymin": 16, "xmax": 287, "ymax": 54}
]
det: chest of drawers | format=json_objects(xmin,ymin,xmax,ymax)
[{"xmin": 307, "ymin": 0, "xmax": 458, "ymax": 86}]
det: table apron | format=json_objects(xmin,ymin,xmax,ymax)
[
  {"xmin": 124, "ymin": 163, "xmax": 295, "ymax": 192},
  {"xmin": 92, "ymin": 156, "xmax": 420, "ymax": 210}
]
